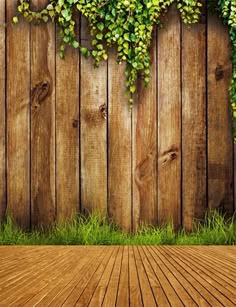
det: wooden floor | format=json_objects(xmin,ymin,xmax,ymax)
[{"xmin": 0, "ymin": 246, "xmax": 235, "ymax": 306}]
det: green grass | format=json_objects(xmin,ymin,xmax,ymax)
[{"xmin": 0, "ymin": 211, "xmax": 235, "ymax": 245}]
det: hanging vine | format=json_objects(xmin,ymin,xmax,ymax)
[
  {"xmin": 214, "ymin": 0, "xmax": 236, "ymax": 142},
  {"xmin": 14, "ymin": 0, "xmax": 236, "ymax": 141}
]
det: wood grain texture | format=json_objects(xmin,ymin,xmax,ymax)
[
  {"xmin": 31, "ymin": 0, "xmax": 56, "ymax": 227},
  {"xmin": 56, "ymin": 19, "xmax": 80, "ymax": 221},
  {"xmin": 6, "ymin": 0, "xmax": 30, "ymax": 228},
  {"xmin": 158, "ymin": 6, "xmax": 181, "ymax": 228},
  {"xmin": 208, "ymin": 14, "xmax": 234, "ymax": 214},
  {"xmin": 0, "ymin": 0, "xmax": 6, "ymax": 221},
  {"xmin": 80, "ymin": 17, "xmax": 107, "ymax": 215},
  {"xmin": 133, "ymin": 29, "xmax": 157, "ymax": 231},
  {"xmin": 108, "ymin": 51, "xmax": 132, "ymax": 232},
  {"xmin": 182, "ymin": 11, "xmax": 207, "ymax": 230},
  {"xmin": 0, "ymin": 246, "xmax": 236, "ymax": 305}
]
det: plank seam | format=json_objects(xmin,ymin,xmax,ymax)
[
  {"xmin": 4, "ymin": 0, "xmax": 7, "ymax": 221},
  {"xmin": 137, "ymin": 246, "xmax": 159, "ymax": 306},
  {"xmin": 148, "ymin": 246, "xmax": 185, "ymax": 305},
  {"xmin": 168, "ymin": 246, "xmax": 236, "ymax": 305},
  {"xmin": 74, "ymin": 247, "xmax": 116, "ymax": 306},
  {"xmin": 206, "ymin": 2, "xmax": 209, "ymax": 211},
  {"xmin": 157, "ymin": 246, "xmax": 215, "ymax": 305}
]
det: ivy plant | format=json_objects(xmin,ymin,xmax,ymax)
[
  {"xmin": 214, "ymin": 0, "xmax": 236, "ymax": 142},
  {"xmin": 14, "ymin": 0, "xmax": 236, "ymax": 141},
  {"xmin": 14, "ymin": 0, "xmax": 201, "ymax": 106}
]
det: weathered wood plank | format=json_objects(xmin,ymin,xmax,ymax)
[
  {"xmin": 6, "ymin": 0, "xmax": 30, "ymax": 228},
  {"xmin": 31, "ymin": 0, "xmax": 56, "ymax": 227},
  {"xmin": 182, "ymin": 11, "xmax": 207, "ymax": 230},
  {"xmin": 158, "ymin": 6, "xmax": 181, "ymax": 228},
  {"xmin": 108, "ymin": 52, "xmax": 132, "ymax": 232},
  {"xmin": 56, "ymin": 18, "xmax": 80, "ymax": 221},
  {"xmin": 133, "ymin": 28, "xmax": 157, "ymax": 231},
  {"xmin": 80, "ymin": 17, "xmax": 107, "ymax": 215},
  {"xmin": 0, "ymin": 0, "xmax": 6, "ymax": 221},
  {"xmin": 208, "ymin": 14, "xmax": 234, "ymax": 214}
]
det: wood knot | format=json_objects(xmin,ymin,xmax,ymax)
[
  {"xmin": 31, "ymin": 81, "xmax": 50, "ymax": 109},
  {"xmin": 215, "ymin": 64, "xmax": 224, "ymax": 81},
  {"xmin": 99, "ymin": 103, "xmax": 107, "ymax": 119},
  {"xmin": 160, "ymin": 145, "xmax": 178, "ymax": 165},
  {"xmin": 72, "ymin": 119, "xmax": 78, "ymax": 128}
]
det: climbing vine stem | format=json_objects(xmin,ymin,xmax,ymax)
[{"xmin": 14, "ymin": 0, "xmax": 236, "ymax": 141}]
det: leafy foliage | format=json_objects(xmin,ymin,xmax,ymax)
[
  {"xmin": 215, "ymin": 0, "xmax": 236, "ymax": 142},
  {"xmin": 15, "ymin": 0, "xmax": 202, "ymax": 106},
  {"xmin": 14, "ymin": 0, "xmax": 236, "ymax": 140}
]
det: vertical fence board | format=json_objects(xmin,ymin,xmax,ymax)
[
  {"xmin": 6, "ymin": 1, "xmax": 30, "ymax": 227},
  {"xmin": 108, "ymin": 52, "xmax": 132, "ymax": 232},
  {"xmin": 157, "ymin": 6, "xmax": 181, "ymax": 228},
  {"xmin": 0, "ymin": 0, "xmax": 5, "ymax": 221},
  {"xmin": 1, "ymin": 8, "xmax": 235, "ymax": 230},
  {"xmin": 80, "ymin": 17, "xmax": 107, "ymax": 214},
  {"xmin": 133, "ymin": 29, "xmax": 157, "ymax": 230},
  {"xmin": 31, "ymin": 0, "xmax": 56, "ymax": 227},
  {"xmin": 182, "ymin": 15, "xmax": 207, "ymax": 230},
  {"xmin": 56, "ymin": 21, "xmax": 80, "ymax": 221},
  {"xmin": 208, "ymin": 14, "xmax": 234, "ymax": 214}
]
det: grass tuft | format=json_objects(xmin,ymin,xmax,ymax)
[{"xmin": 0, "ymin": 210, "xmax": 235, "ymax": 245}]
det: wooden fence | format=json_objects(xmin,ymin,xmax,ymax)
[{"xmin": 0, "ymin": 1, "xmax": 235, "ymax": 231}]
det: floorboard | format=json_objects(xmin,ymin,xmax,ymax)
[{"xmin": 0, "ymin": 246, "xmax": 235, "ymax": 306}]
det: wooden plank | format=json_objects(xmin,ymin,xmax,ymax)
[
  {"xmin": 138, "ymin": 247, "xmax": 170, "ymax": 306},
  {"xmin": 0, "ymin": 0, "xmax": 6, "ymax": 221},
  {"xmin": 133, "ymin": 28, "xmax": 157, "ymax": 231},
  {"xmin": 158, "ymin": 6, "xmax": 181, "ymax": 228},
  {"xmin": 23, "ymin": 248, "xmax": 92, "ymax": 306},
  {"xmin": 116, "ymin": 246, "xmax": 129, "ymax": 306},
  {"xmin": 157, "ymin": 247, "xmax": 211, "ymax": 306},
  {"xmin": 186, "ymin": 246, "xmax": 236, "ymax": 273},
  {"xmin": 145, "ymin": 246, "xmax": 184, "ymax": 307},
  {"xmin": 149, "ymin": 246, "xmax": 197, "ymax": 306},
  {"xmin": 102, "ymin": 246, "xmax": 123, "ymax": 306},
  {"xmin": 6, "ymin": 0, "xmax": 30, "ymax": 228},
  {"xmin": 129, "ymin": 246, "xmax": 143, "ymax": 307},
  {"xmin": 89, "ymin": 247, "xmax": 119, "ymax": 306},
  {"xmin": 133, "ymin": 246, "xmax": 156, "ymax": 306},
  {"xmin": 36, "ymin": 247, "xmax": 103, "ymax": 306},
  {"xmin": 108, "ymin": 51, "xmax": 132, "ymax": 232},
  {"xmin": 61, "ymin": 247, "xmax": 114, "ymax": 307},
  {"xmin": 75, "ymin": 248, "xmax": 117, "ymax": 306},
  {"xmin": 182, "ymin": 9, "xmax": 207, "ymax": 230},
  {"xmin": 56, "ymin": 19, "xmax": 80, "ymax": 221},
  {"xmin": 80, "ymin": 17, "xmax": 107, "ymax": 215},
  {"xmin": 4, "ymin": 249, "xmax": 74, "ymax": 306},
  {"xmin": 177, "ymin": 247, "xmax": 236, "ymax": 290},
  {"xmin": 0, "ymin": 248, "xmax": 70, "ymax": 305},
  {"xmin": 166, "ymin": 246, "xmax": 236, "ymax": 306},
  {"xmin": 31, "ymin": 0, "xmax": 56, "ymax": 227},
  {"xmin": 160, "ymin": 246, "xmax": 225, "ymax": 306},
  {"xmin": 208, "ymin": 13, "xmax": 234, "ymax": 214},
  {"xmin": 1, "ymin": 246, "xmax": 236, "ymax": 305}
]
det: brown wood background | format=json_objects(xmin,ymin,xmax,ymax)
[{"xmin": 0, "ymin": 1, "xmax": 235, "ymax": 231}]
